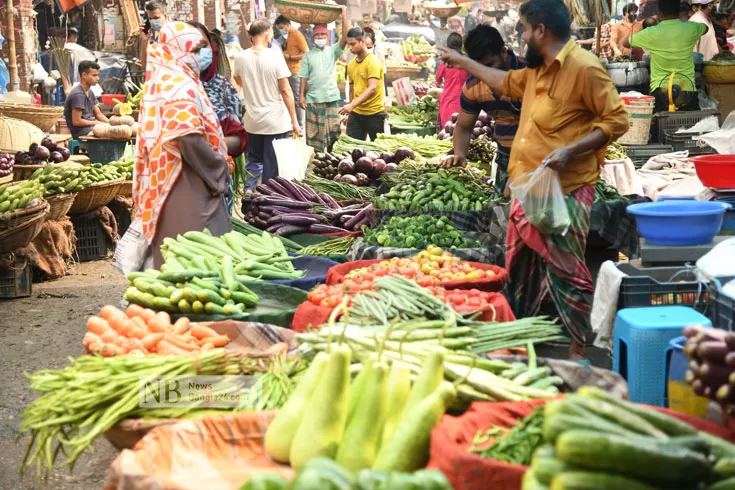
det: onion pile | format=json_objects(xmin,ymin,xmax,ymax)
[
  {"xmin": 310, "ymin": 149, "xmax": 400, "ymax": 186},
  {"xmin": 0, "ymin": 152, "xmax": 15, "ymax": 178},
  {"xmin": 16, "ymin": 138, "xmax": 71, "ymax": 165},
  {"xmin": 438, "ymin": 111, "xmax": 494, "ymax": 141},
  {"xmin": 683, "ymin": 325, "xmax": 735, "ymax": 414}
]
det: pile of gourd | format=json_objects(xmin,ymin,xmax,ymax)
[{"xmin": 92, "ymin": 108, "xmax": 138, "ymax": 140}]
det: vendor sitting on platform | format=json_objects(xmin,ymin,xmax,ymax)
[
  {"xmin": 623, "ymin": 0, "xmax": 707, "ymax": 112},
  {"xmin": 63, "ymin": 60, "xmax": 108, "ymax": 139},
  {"xmin": 445, "ymin": 24, "xmax": 525, "ymax": 197}
]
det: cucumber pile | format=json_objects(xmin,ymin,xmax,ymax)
[
  {"xmin": 30, "ymin": 163, "xmax": 127, "ymax": 197},
  {"xmin": 374, "ymin": 167, "xmax": 494, "ymax": 212},
  {"xmin": 524, "ymin": 386, "xmax": 735, "ymax": 489},
  {"xmin": 107, "ymin": 159, "xmax": 133, "ymax": 180},
  {"xmin": 125, "ymin": 230, "xmax": 305, "ymax": 316},
  {"xmin": 124, "ymin": 269, "xmax": 258, "ymax": 316},
  {"xmin": 0, "ymin": 180, "xmax": 44, "ymax": 213}
]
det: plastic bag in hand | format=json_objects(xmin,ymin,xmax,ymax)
[{"xmin": 509, "ymin": 165, "xmax": 571, "ymax": 236}]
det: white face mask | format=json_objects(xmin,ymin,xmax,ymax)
[
  {"xmin": 314, "ymin": 38, "xmax": 327, "ymax": 48},
  {"xmin": 367, "ymin": 47, "xmax": 374, "ymax": 54}
]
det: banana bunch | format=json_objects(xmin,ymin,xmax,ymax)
[{"xmin": 0, "ymin": 179, "xmax": 44, "ymax": 213}]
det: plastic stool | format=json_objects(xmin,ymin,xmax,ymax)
[
  {"xmin": 613, "ymin": 306, "xmax": 711, "ymax": 406},
  {"xmin": 68, "ymin": 139, "xmax": 86, "ymax": 155}
]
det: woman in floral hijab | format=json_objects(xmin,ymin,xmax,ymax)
[{"xmin": 134, "ymin": 22, "xmax": 231, "ymax": 267}]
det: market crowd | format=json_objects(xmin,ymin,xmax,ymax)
[{"xmin": 121, "ymin": 0, "xmax": 733, "ymax": 359}]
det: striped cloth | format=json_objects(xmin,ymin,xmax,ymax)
[
  {"xmin": 459, "ymin": 51, "xmax": 525, "ymax": 155},
  {"xmin": 505, "ymin": 185, "xmax": 595, "ymax": 344},
  {"xmin": 304, "ymin": 101, "xmax": 341, "ymax": 152}
]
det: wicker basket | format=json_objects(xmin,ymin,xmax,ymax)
[
  {"xmin": 68, "ymin": 179, "xmax": 123, "ymax": 215},
  {"xmin": 12, "ymin": 164, "xmax": 45, "ymax": 182},
  {"xmin": 703, "ymin": 62, "xmax": 735, "ymax": 84},
  {"xmin": 0, "ymin": 199, "xmax": 50, "ymax": 255},
  {"xmin": 275, "ymin": 0, "xmax": 342, "ymax": 24},
  {"xmin": 0, "ymin": 103, "xmax": 64, "ymax": 133},
  {"xmin": 0, "ymin": 173, "xmax": 11, "ymax": 185},
  {"xmin": 0, "ymin": 117, "xmax": 46, "ymax": 153},
  {"xmin": 386, "ymin": 65, "xmax": 422, "ymax": 84},
  {"xmin": 426, "ymin": 5, "xmax": 461, "ymax": 18},
  {"xmin": 105, "ymin": 418, "xmax": 180, "ymax": 450},
  {"xmin": 46, "ymin": 193, "xmax": 77, "ymax": 221},
  {"xmin": 118, "ymin": 181, "xmax": 133, "ymax": 198}
]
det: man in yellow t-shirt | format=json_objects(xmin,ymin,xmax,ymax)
[{"xmin": 340, "ymin": 27, "xmax": 385, "ymax": 141}]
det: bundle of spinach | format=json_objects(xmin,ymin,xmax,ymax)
[
  {"xmin": 468, "ymin": 407, "xmax": 545, "ymax": 465},
  {"xmin": 595, "ymin": 179, "xmax": 629, "ymax": 203}
]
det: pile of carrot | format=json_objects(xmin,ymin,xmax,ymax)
[{"xmin": 83, "ymin": 304, "xmax": 230, "ymax": 356}]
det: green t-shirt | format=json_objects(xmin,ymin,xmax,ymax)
[
  {"xmin": 629, "ymin": 19, "xmax": 707, "ymax": 92},
  {"xmin": 297, "ymin": 44, "xmax": 345, "ymax": 104}
]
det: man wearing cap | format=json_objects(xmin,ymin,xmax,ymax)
[
  {"xmin": 298, "ymin": 8, "xmax": 349, "ymax": 152},
  {"xmin": 690, "ymin": 0, "xmax": 720, "ymax": 60}
]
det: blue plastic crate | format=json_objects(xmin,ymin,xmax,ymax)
[
  {"xmin": 617, "ymin": 262, "xmax": 708, "ymax": 311},
  {"xmin": 0, "ymin": 262, "xmax": 32, "ymax": 299},
  {"xmin": 721, "ymin": 210, "xmax": 735, "ymax": 236},
  {"xmin": 711, "ymin": 278, "xmax": 735, "ymax": 330},
  {"xmin": 85, "ymin": 139, "xmax": 128, "ymax": 163}
]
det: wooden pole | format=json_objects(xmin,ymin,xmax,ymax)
[
  {"xmin": 6, "ymin": 0, "xmax": 18, "ymax": 88},
  {"xmin": 595, "ymin": 20, "xmax": 602, "ymax": 56}
]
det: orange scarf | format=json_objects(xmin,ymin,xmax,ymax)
[{"xmin": 133, "ymin": 22, "xmax": 229, "ymax": 242}]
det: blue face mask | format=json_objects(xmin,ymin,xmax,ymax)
[
  {"xmin": 199, "ymin": 47, "xmax": 213, "ymax": 71},
  {"xmin": 150, "ymin": 19, "xmax": 163, "ymax": 32}
]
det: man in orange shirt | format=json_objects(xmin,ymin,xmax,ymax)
[
  {"xmin": 611, "ymin": 3, "xmax": 643, "ymax": 57},
  {"xmin": 441, "ymin": 0, "xmax": 629, "ymax": 360},
  {"xmin": 275, "ymin": 16, "xmax": 309, "ymax": 128}
]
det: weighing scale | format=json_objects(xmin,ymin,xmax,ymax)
[{"xmin": 639, "ymin": 191, "xmax": 735, "ymax": 267}]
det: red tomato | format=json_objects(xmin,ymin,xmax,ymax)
[{"xmin": 466, "ymin": 297, "xmax": 484, "ymax": 307}]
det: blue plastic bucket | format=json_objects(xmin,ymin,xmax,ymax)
[
  {"xmin": 666, "ymin": 336, "xmax": 709, "ymax": 416},
  {"xmin": 269, "ymin": 255, "xmax": 338, "ymax": 291}
]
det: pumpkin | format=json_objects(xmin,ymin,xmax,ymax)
[
  {"xmin": 130, "ymin": 122, "xmax": 140, "ymax": 135},
  {"xmin": 92, "ymin": 123, "xmax": 112, "ymax": 138},
  {"xmin": 107, "ymin": 125, "xmax": 133, "ymax": 140},
  {"xmin": 109, "ymin": 115, "xmax": 136, "ymax": 126},
  {"xmin": 112, "ymin": 104, "xmax": 122, "ymax": 116}
]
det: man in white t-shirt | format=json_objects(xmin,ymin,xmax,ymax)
[{"xmin": 233, "ymin": 19, "xmax": 301, "ymax": 190}]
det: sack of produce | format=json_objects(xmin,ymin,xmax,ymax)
[{"xmin": 509, "ymin": 165, "xmax": 571, "ymax": 236}]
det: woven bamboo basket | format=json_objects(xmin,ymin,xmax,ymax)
[
  {"xmin": 105, "ymin": 418, "xmax": 180, "ymax": 450},
  {"xmin": 68, "ymin": 179, "xmax": 123, "ymax": 215},
  {"xmin": 0, "ymin": 173, "xmax": 12, "ymax": 185},
  {"xmin": 118, "ymin": 181, "xmax": 132, "ymax": 198},
  {"xmin": 386, "ymin": 65, "xmax": 422, "ymax": 84},
  {"xmin": 0, "ymin": 103, "xmax": 64, "ymax": 133},
  {"xmin": 275, "ymin": 0, "xmax": 342, "ymax": 24},
  {"xmin": 0, "ymin": 117, "xmax": 46, "ymax": 153},
  {"xmin": 703, "ymin": 62, "xmax": 735, "ymax": 84},
  {"xmin": 12, "ymin": 164, "xmax": 45, "ymax": 182},
  {"xmin": 0, "ymin": 199, "xmax": 50, "ymax": 254},
  {"xmin": 426, "ymin": 5, "xmax": 461, "ymax": 18},
  {"xmin": 46, "ymin": 193, "xmax": 78, "ymax": 221}
]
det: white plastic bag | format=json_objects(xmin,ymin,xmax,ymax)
[
  {"xmin": 392, "ymin": 77, "xmax": 417, "ymax": 106},
  {"xmin": 510, "ymin": 165, "xmax": 571, "ymax": 235},
  {"xmin": 696, "ymin": 237, "xmax": 735, "ymax": 282},
  {"xmin": 697, "ymin": 110, "xmax": 735, "ymax": 154},
  {"xmin": 273, "ymin": 136, "xmax": 313, "ymax": 181},
  {"xmin": 111, "ymin": 218, "xmax": 152, "ymax": 276}
]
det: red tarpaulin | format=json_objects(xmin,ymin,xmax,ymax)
[{"xmin": 58, "ymin": 0, "xmax": 89, "ymax": 13}]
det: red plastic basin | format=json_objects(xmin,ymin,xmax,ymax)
[
  {"xmin": 692, "ymin": 154, "xmax": 735, "ymax": 190},
  {"xmin": 100, "ymin": 94, "xmax": 125, "ymax": 106}
]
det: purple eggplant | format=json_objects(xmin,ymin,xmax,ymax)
[
  {"xmin": 255, "ymin": 184, "xmax": 276, "ymax": 195},
  {"xmin": 344, "ymin": 204, "xmax": 372, "ymax": 229},
  {"xmin": 257, "ymin": 212, "xmax": 272, "ymax": 221},
  {"xmin": 275, "ymin": 225, "xmax": 312, "ymax": 236},
  {"xmin": 265, "ymin": 179, "xmax": 299, "ymax": 200},
  {"xmin": 309, "ymin": 224, "xmax": 348, "ymax": 234},
  {"xmin": 282, "ymin": 215, "xmax": 322, "ymax": 226},
  {"xmin": 319, "ymin": 193, "xmax": 340, "ymax": 209},
  {"xmin": 267, "ymin": 215, "xmax": 284, "ymax": 225},
  {"xmin": 300, "ymin": 183, "xmax": 318, "ymax": 199},
  {"xmin": 258, "ymin": 198, "xmax": 312, "ymax": 209},
  {"xmin": 253, "ymin": 217, "xmax": 269, "ymax": 228},
  {"xmin": 276, "ymin": 177, "xmax": 311, "ymax": 202},
  {"xmin": 339, "ymin": 215, "xmax": 356, "ymax": 224}
]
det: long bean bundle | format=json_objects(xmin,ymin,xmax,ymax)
[
  {"xmin": 20, "ymin": 351, "xmax": 257, "ymax": 478},
  {"xmin": 300, "ymin": 236, "xmax": 355, "ymax": 256},
  {"xmin": 300, "ymin": 174, "xmax": 376, "ymax": 201},
  {"xmin": 333, "ymin": 133, "xmax": 453, "ymax": 159},
  {"xmin": 469, "ymin": 317, "xmax": 565, "ymax": 353}
]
